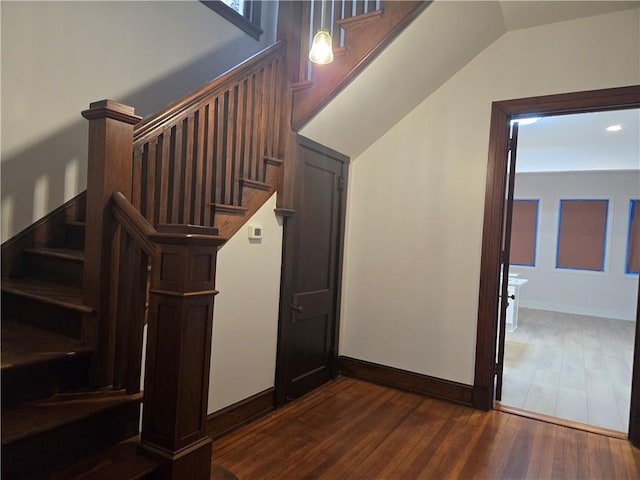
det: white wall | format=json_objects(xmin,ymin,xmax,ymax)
[
  {"xmin": 511, "ymin": 171, "xmax": 639, "ymax": 321},
  {"xmin": 208, "ymin": 194, "xmax": 283, "ymax": 413},
  {"xmin": 339, "ymin": 8, "xmax": 640, "ymax": 385},
  {"xmin": 1, "ymin": 0, "xmax": 277, "ymax": 241}
]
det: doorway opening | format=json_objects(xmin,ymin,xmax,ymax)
[
  {"xmin": 472, "ymin": 85, "xmax": 640, "ymax": 446},
  {"xmin": 498, "ymin": 109, "xmax": 639, "ymax": 433}
]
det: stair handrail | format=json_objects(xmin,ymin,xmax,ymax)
[
  {"xmin": 111, "ymin": 191, "xmax": 157, "ymax": 257},
  {"xmin": 133, "ymin": 40, "xmax": 286, "ymax": 146},
  {"xmin": 109, "ymin": 190, "xmax": 225, "ymax": 477}
]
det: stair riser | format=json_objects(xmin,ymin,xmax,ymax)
[
  {"xmin": 2, "ymin": 355, "xmax": 91, "ymax": 408},
  {"xmin": 2, "ymin": 294, "xmax": 85, "ymax": 340},
  {"xmin": 2, "ymin": 401, "xmax": 141, "ymax": 479},
  {"xmin": 65, "ymin": 224, "xmax": 86, "ymax": 251},
  {"xmin": 25, "ymin": 253, "xmax": 84, "ymax": 288}
]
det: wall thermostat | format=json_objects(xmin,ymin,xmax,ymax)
[{"xmin": 248, "ymin": 225, "xmax": 263, "ymax": 240}]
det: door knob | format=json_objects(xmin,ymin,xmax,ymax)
[{"xmin": 291, "ymin": 304, "xmax": 304, "ymax": 313}]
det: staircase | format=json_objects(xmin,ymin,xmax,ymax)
[
  {"xmin": 1, "ymin": 2, "xmax": 427, "ymax": 478},
  {"xmin": 1, "ymin": 199, "xmax": 152, "ymax": 479}
]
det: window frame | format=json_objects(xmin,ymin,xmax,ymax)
[
  {"xmin": 509, "ymin": 199, "xmax": 540, "ymax": 268},
  {"xmin": 555, "ymin": 198, "xmax": 610, "ymax": 273},
  {"xmin": 626, "ymin": 199, "xmax": 640, "ymax": 275},
  {"xmin": 201, "ymin": 1, "xmax": 263, "ymax": 40}
]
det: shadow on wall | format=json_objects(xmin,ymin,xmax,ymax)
[{"xmin": 1, "ymin": 37, "xmax": 265, "ymax": 242}]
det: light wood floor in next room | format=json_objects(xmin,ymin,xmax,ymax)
[
  {"xmin": 501, "ymin": 308, "xmax": 635, "ymax": 432},
  {"xmin": 211, "ymin": 376, "xmax": 640, "ymax": 479}
]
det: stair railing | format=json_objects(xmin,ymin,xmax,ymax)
[
  {"xmin": 287, "ymin": 0, "xmax": 382, "ymax": 84},
  {"xmin": 131, "ymin": 41, "xmax": 287, "ymax": 227},
  {"xmin": 110, "ymin": 190, "xmax": 224, "ymax": 477},
  {"xmin": 82, "ymin": 41, "xmax": 290, "ymax": 478}
]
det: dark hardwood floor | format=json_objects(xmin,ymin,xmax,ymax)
[{"xmin": 212, "ymin": 376, "xmax": 640, "ymax": 479}]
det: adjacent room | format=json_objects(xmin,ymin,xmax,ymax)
[{"xmin": 501, "ymin": 108, "xmax": 640, "ymax": 433}]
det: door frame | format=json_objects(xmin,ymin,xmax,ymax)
[
  {"xmin": 274, "ymin": 134, "xmax": 350, "ymax": 407},
  {"xmin": 472, "ymin": 85, "xmax": 640, "ymax": 445}
]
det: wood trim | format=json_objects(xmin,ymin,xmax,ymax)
[
  {"xmin": 206, "ymin": 388, "xmax": 274, "ymax": 440},
  {"xmin": 133, "ymin": 41, "xmax": 285, "ymax": 145},
  {"xmin": 200, "ymin": 1, "xmax": 263, "ymax": 41},
  {"xmin": 240, "ymin": 178, "xmax": 272, "ymax": 192},
  {"xmin": 339, "ymin": 356, "xmax": 473, "ymax": 406},
  {"xmin": 291, "ymin": 1, "xmax": 430, "ymax": 130},
  {"xmin": 274, "ymin": 208, "xmax": 296, "ymax": 217},
  {"xmin": 111, "ymin": 192, "xmax": 157, "ymax": 257},
  {"xmin": 495, "ymin": 404, "xmax": 628, "ymax": 440},
  {"xmin": 336, "ymin": 9, "xmax": 383, "ymax": 28},
  {"xmin": 1, "ymin": 192, "xmax": 86, "ymax": 278},
  {"xmin": 473, "ymin": 85, "xmax": 640, "ymax": 445}
]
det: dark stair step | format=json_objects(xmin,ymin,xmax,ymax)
[
  {"xmin": 49, "ymin": 436, "xmax": 158, "ymax": 480},
  {"xmin": 1, "ymin": 390, "xmax": 143, "ymax": 479},
  {"xmin": 64, "ymin": 221, "xmax": 86, "ymax": 250},
  {"xmin": 24, "ymin": 246, "xmax": 84, "ymax": 287},
  {"xmin": 2, "ymin": 277, "xmax": 93, "ymax": 339},
  {"xmin": 1, "ymin": 321, "xmax": 93, "ymax": 406}
]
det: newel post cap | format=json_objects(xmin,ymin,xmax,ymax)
[{"xmin": 81, "ymin": 99, "xmax": 142, "ymax": 125}]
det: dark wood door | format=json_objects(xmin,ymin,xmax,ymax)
[{"xmin": 276, "ymin": 135, "xmax": 348, "ymax": 404}]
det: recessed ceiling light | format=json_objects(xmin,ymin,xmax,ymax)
[
  {"xmin": 606, "ymin": 124, "xmax": 622, "ymax": 132},
  {"xmin": 510, "ymin": 117, "xmax": 541, "ymax": 126}
]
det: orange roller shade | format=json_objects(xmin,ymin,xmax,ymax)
[
  {"xmin": 556, "ymin": 200, "xmax": 608, "ymax": 271},
  {"xmin": 510, "ymin": 200, "xmax": 538, "ymax": 266}
]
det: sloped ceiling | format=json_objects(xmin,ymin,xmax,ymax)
[{"xmin": 301, "ymin": 0, "xmax": 639, "ymax": 160}]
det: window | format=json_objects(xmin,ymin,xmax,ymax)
[
  {"xmin": 201, "ymin": 1, "xmax": 263, "ymax": 40},
  {"xmin": 510, "ymin": 199, "xmax": 539, "ymax": 267},
  {"xmin": 556, "ymin": 199, "xmax": 609, "ymax": 272},
  {"xmin": 626, "ymin": 199, "xmax": 640, "ymax": 274}
]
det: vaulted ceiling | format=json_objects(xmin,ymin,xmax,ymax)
[{"xmin": 301, "ymin": 1, "xmax": 639, "ymax": 160}]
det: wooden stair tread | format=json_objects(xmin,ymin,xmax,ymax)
[
  {"xmin": 1, "ymin": 390, "xmax": 143, "ymax": 445},
  {"xmin": 50, "ymin": 436, "xmax": 157, "ymax": 480},
  {"xmin": 336, "ymin": 9, "xmax": 383, "ymax": 28},
  {"xmin": 240, "ymin": 178, "xmax": 272, "ymax": 191},
  {"xmin": 24, "ymin": 246, "xmax": 84, "ymax": 262},
  {"xmin": 211, "ymin": 203, "xmax": 248, "ymax": 215},
  {"xmin": 64, "ymin": 221, "xmax": 86, "ymax": 227},
  {"xmin": 2, "ymin": 277, "xmax": 93, "ymax": 313},
  {"xmin": 1, "ymin": 321, "xmax": 92, "ymax": 371}
]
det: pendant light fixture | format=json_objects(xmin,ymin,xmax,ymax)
[{"xmin": 309, "ymin": 0, "xmax": 334, "ymax": 64}]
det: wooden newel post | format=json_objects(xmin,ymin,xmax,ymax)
[
  {"xmin": 82, "ymin": 100, "xmax": 142, "ymax": 386},
  {"xmin": 139, "ymin": 224, "xmax": 226, "ymax": 479}
]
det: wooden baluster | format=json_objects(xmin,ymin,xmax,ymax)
[
  {"xmin": 266, "ymin": 61, "xmax": 277, "ymax": 160},
  {"xmin": 260, "ymin": 66, "xmax": 272, "ymax": 181},
  {"xmin": 113, "ymin": 230, "xmax": 148, "ymax": 393},
  {"xmin": 132, "ymin": 146, "xmax": 143, "ymax": 211},
  {"xmin": 224, "ymin": 87, "xmax": 236, "ymax": 205},
  {"xmin": 158, "ymin": 131, "xmax": 171, "ymax": 226},
  {"xmin": 215, "ymin": 96, "xmax": 225, "ymax": 204},
  {"xmin": 233, "ymin": 82, "xmax": 246, "ymax": 206},
  {"xmin": 272, "ymin": 58, "xmax": 283, "ymax": 159},
  {"xmin": 146, "ymin": 139, "xmax": 158, "ymax": 225},
  {"xmin": 170, "ymin": 121, "xmax": 184, "ymax": 223},
  {"xmin": 82, "ymin": 99, "xmax": 141, "ymax": 386},
  {"xmin": 194, "ymin": 107, "xmax": 206, "ymax": 225},
  {"xmin": 182, "ymin": 114, "xmax": 195, "ymax": 224},
  {"xmin": 252, "ymin": 70, "xmax": 263, "ymax": 181},
  {"xmin": 243, "ymin": 76, "xmax": 255, "ymax": 188},
  {"xmin": 139, "ymin": 224, "xmax": 225, "ymax": 479},
  {"xmin": 204, "ymin": 103, "xmax": 215, "ymax": 226}
]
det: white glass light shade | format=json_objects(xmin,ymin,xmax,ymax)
[{"xmin": 309, "ymin": 30, "xmax": 334, "ymax": 64}]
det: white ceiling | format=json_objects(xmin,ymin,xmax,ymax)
[
  {"xmin": 500, "ymin": 1, "xmax": 639, "ymax": 31},
  {"xmin": 301, "ymin": 1, "xmax": 639, "ymax": 160},
  {"xmin": 516, "ymin": 109, "xmax": 640, "ymax": 172}
]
